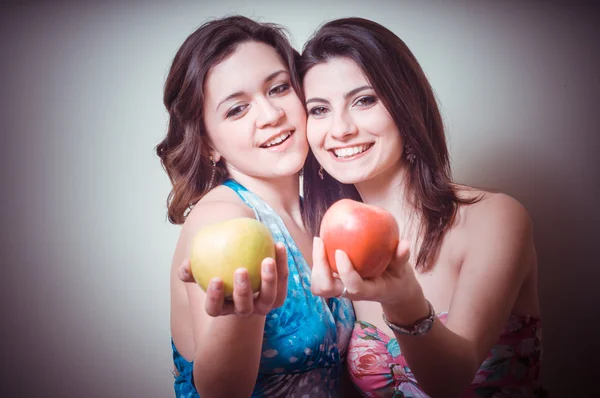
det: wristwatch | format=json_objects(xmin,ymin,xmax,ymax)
[{"xmin": 382, "ymin": 299, "xmax": 435, "ymax": 336}]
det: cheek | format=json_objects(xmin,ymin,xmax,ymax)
[
  {"xmin": 306, "ymin": 119, "xmax": 326, "ymax": 148},
  {"xmin": 364, "ymin": 111, "xmax": 402, "ymax": 148},
  {"xmin": 210, "ymin": 122, "xmax": 253, "ymax": 157},
  {"xmin": 385, "ymin": 124, "xmax": 403, "ymax": 153},
  {"xmin": 362, "ymin": 108, "xmax": 391, "ymax": 130},
  {"xmin": 283, "ymin": 94, "xmax": 306, "ymax": 122}
]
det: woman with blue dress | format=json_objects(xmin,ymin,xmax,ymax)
[{"xmin": 156, "ymin": 16, "xmax": 355, "ymax": 397}]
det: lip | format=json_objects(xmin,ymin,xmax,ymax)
[
  {"xmin": 327, "ymin": 143, "xmax": 374, "ymax": 161},
  {"xmin": 261, "ymin": 129, "xmax": 296, "ymax": 152},
  {"xmin": 259, "ymin": 128, "xmax": 294, "ymax": 148}
]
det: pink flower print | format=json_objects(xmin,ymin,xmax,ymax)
[
  {"xmin": 390, "ymin": 363, "xmax": 410, "ymax": 383},
  {"xmin": 348, "ymin": 338, "xmax": 390, "ymax": 375}
]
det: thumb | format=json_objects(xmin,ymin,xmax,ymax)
[
  {"xmin": 178, "ymin": 258, "xmax": 196, "ymax": 283},
  {"xmin": 311, "ymin": 237, "xmax": 338, "ymax": 296},
  {"xmin": 389, "ymin": 239, "xmax": 410, "ymax": 269}
]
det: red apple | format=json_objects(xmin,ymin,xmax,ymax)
[{"xmin": 320, "ymin": 199, "xmax": 400, "ymax": 278}]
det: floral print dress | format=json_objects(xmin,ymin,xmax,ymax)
[{"xmin": 347, "ymin": 312, "xmax": 542, "ymax": 397}]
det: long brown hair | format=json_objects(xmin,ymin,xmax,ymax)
[
  {"xmin": 156, "ymin": 16, "xmax": 302, "ymax": 224},
  {"xmin": 299, "ymin": 18, "xmax": 480, "ymax": 271}
]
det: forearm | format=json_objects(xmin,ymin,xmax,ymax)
[
  {"xmin": 382, "ymin": 303, "xmax": 479, "ymax": 398},
  {"xmin": 193, "ymin": 315, "xmax": 266, "ymax": 397}
]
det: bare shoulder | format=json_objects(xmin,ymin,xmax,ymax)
[
  {"xmin": 183, "ymin": 186, "xmax": 254, "ymax": 230},
  {"xmin": 452, "ymin": 184, "xmax": 531, "ymax": 235},
  {"xmin": 453, "ymin": 189, "xmax": 535, "ymax": 280},
  {"xmin": 468, "ymin": 192, "xmax": 531, "ymax": 233},
  {"xmin": 179, "ymin": 186, "xmax": 256, "ymax": 249}
]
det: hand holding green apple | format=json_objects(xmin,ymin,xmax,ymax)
[{"xmin": 179, "ymin": 217, "xmax": 289, "ymax": 317}]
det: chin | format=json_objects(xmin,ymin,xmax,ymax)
[
  {"xmin": 327, "ymin": 172, "xmax": 367, "ymax": 185},
  {"xmin": 271, "ymin": 156, "xmax": 306, "ymax": 177}
]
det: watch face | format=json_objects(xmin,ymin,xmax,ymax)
[{"xmin": 417, "ymin": 319, "xmax": 433, "ymax": 335}]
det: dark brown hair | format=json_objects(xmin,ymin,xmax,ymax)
[
  {"xmin": 299, "ymin": 18, "xmax": 480, "ymax": 271},
  {"xmin": 156, "ymin": 16, "xmax": 302, "ymax": 224}
]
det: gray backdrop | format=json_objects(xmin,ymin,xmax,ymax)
[{"xmin": 1, "ymin": 1, "xmax": 598, "ymax": 397}]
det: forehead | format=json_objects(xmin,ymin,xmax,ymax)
[
  {"xmin": 303, "ymin": 57, "xmax": 368, "ymax": 94},
  {"xmin": 204, "ymin": 41, "xmax": 287, "ymax": 100}
]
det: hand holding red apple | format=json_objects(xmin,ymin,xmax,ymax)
[
  {"xmin": 311, "ymin": 199, "xmax": 416, "ymax": 305},
  {"xmin": 311, "ymin": 235, "xmax": 413, "ymax": 305}
]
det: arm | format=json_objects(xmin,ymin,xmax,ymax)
[
  {"xmin": 313, "ymin": 195, "xmax": 536, "ymax": 397},
  {"xmin": 381, "ymin": 195, "xmax": 535, "ymax": 397},
  {"xmin": 174, "ymin": 200, "xmax": 277, "ymax": 397}
]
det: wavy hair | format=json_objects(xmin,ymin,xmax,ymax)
[
  {"xmin": 299, "ymin": 18, "xmax": 480, "ymax": 271},
  {"xmin": 156, "ymin": 16, "xmax": 302, "ymax": 224}
]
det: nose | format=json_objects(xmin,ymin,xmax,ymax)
[
  {"xmin": 255, "ymin": 98, "xmax": 284, "ymax": 128},
  {"xmin": 329, "ymin": 111, "xmax": 357, "ymax": 140}
]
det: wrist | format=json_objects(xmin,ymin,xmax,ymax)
[
  {"xmin": 381, "ymin": 295, "xmax": 430, "ymax": 327},
  {"xmin": 382, "ymin": 298, "xmax": 435, "ymax": 337},
  {"xmin": 380, "ymin": 272, "xmax": 428, "ymax": 325}
]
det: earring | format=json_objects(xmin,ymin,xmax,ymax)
[
  {"xmin": 208, "ymin": 156, "xmax": 217, "ymax": 190},
  {"xmin": 318, "ymin": 165, "xmax": 324, "ymax": 180},
  {"xmin": 405, "ymin": 144, "xmax": 416, "ymax": 164}
]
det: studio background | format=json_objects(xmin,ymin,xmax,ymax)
[{"xmin": 2, "ymin": 1, "xmax": 598, "ymax": 396}]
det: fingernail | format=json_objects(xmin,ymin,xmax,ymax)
[
  {"xmin": 210, "ymin": 280, "xmax": 222, "ymax": 291},
  {"xmin": 235, "ymin": 272, "xmax": 246, "ymax": 286},
  {"xmin": 265, "ymin": 262, "xmax": 274, "ymax": 274}
]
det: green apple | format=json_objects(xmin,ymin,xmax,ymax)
[{"xmin": 190, "ymin": 217, "xmax": 275, "ymax": 298}]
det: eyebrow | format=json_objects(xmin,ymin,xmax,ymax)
[
  {"xmin": 305, "ymin": 85, "xmax": 373, "ymax": 105},
  {"xmin": 216, "ymin": 70, "xmax": 288, "ymax": 111}
]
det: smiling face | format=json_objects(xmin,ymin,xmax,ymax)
[
  {"xmin": 303, "ymin": 57, "xmax": 404, "ymax": 185},
  {"xmin": 203, "ymin": 41, "xmax": 308, "ymax": 179}
]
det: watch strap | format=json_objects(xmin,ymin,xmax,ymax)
[{"xmin": 382, "ymin": 299, "xmax": 435, "ymax": 336}]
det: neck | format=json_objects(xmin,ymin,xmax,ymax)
[
  {"xmin": 227, "ymin": 170, "xmax": 303, "ymax": 225},
  {"xmin": 354, "ymin": 162, "xmax": 419, "ymax": 240}
]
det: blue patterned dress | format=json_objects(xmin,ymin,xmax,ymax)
[{"xmin": 172, "ymin": 179, "xmax": 356, "ymax": 397}]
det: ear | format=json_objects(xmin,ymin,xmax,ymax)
[
  {"xmin": 203, "ymin": 136, "xmax": 221, "ymax": 163},
  {"xmin": 209, "ymin": 150, "xmax": 221, "ymax": 163}
]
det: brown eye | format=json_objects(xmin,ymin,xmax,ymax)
[
  {"xmin": 226, "ymin": 104, "xmax": 248, "ymax": 118},
  {"xmin": 269, "ymin": 83, "xmax": 290, "ymax": 96},
  {"xmin": 308, "ymin": 106, "xmax": 329, "ymax": 117},
  {"xmin": 354, "ymin": 96, "xmax": 377, "ymax": 107}
]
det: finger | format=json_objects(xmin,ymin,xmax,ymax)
[
  {"xmin": 232, "ymin": 268, "xmax": 254, "ymax": 317},
  {"xmin": 273, "ymin": 242, "xmax": 288, "ymax": 308},
  {"xmin": 335, "ymin": 249, "xmax": 366, "ymax": 298},
  {"xmin": 219, "ymin": 298, "xmax": 237, "ymax": 316},
  {"xmin": 312, "ymin": 237, "xmax": 343, "ymax": 297},
  {"xmin": 388, "ymin": 239, "xmax": 411, "ymax": 274},
  {"xmin": 178, "ymin": 259, "xmax": 195, "ymax": 283},
  {"xmin": 204, "ymin": 278, "xmax": 226, "ymax": 317},
  {"xmin": 254, "ymin": 257, "xmax": 277, "ymax": 315}
]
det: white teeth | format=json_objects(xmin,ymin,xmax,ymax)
[
  {"xmin": 264, "ymin": 131, "xmax": 291, "ymax": 147},
  {"xmin": 333, "ymin": 144, "xmax": 370, "ymax": 158}
]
